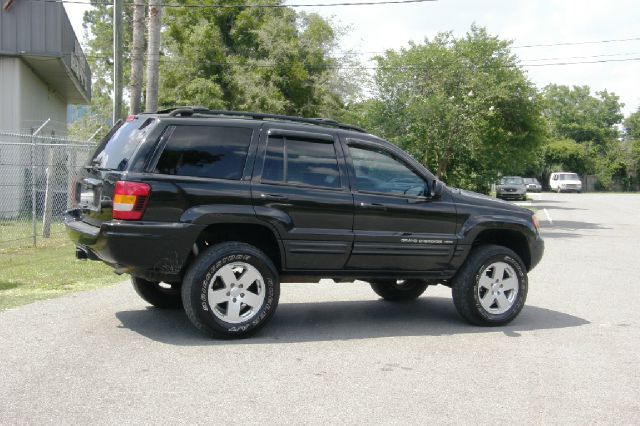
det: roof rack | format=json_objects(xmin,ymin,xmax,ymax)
[{"xmin": 156, "ymin": 107, "xmax": 366, "ymax": 133}]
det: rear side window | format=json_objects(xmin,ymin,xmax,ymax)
[
  {"xmin": 91, "ymin": 118, "xmax": 155, "ymax": 171},
  {"xmin": 155, "ymin": 125, "xmax": 253, "ymax": 180},
  {"xmin": 262, "ymin": 136, "xmax": 340, "ymax": 189}
]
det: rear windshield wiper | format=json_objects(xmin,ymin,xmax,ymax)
[{"xmin": 83, "ymin": 164, "xmax": 116, "ymax": 172}]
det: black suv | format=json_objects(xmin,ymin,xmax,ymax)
[{"xmin": 66, "ymin": 108, "xmax": 544, "ymax": 338}]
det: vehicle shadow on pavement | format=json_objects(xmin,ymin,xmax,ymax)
[
  {"xmin": 531, "ymin": 204, "xmax": 586, "ymax": 211},
  {"xmin": 540, "ymin": 220, "xmax": 610, "ymax": 239},
  {"xmin": 115, "ymin": 297, "xmax": 589, "ymax": 345}
]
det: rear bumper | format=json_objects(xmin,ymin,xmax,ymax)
[{"xmin": 65, "ymin": 209, "xmax": 204, "ymax": 281}]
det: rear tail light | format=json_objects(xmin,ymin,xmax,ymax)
[{"xmin": 113, "ymin": 181, "xmax": 150, "ymax": 220}]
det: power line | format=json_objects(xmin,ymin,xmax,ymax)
[
  {"xmin": 513, "ymin": 36, "xmax": 640, "ymax": 49},
  {"xmin": 521, "ymin": 51, "xmax": 640, "ymax": 63},
  {"xmin": 76, "ymin": 52, "xmax": 640, "ymax": 68},
  {"xmin": 42, "ymin": 0, "xmax": 438, "ymax": 8},
  {"xmin": 333, "ymin": 36, "xmax": 640, "ymax": 56},
  {"xmin": 520, "ymin": 57, "xmax": 640, "ymax": 67}
]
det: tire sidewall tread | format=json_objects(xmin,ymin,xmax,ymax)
[
  {"xmin": 182, "ymin": 242, "xmax": 280, "ymax": 339},
  {"xmin": 452, "ymin": 244, "xmax": 528, "ymax": 326}
]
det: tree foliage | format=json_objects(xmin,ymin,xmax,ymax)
[
  {"xmin": 544, "ymin": 139, "xmax": 591, "ymax": 176},
  {"xmin": 356, "ymin": 26, "xmax": 545, "ymax": 192},
  {"xmin": 159, "ymin": 0, "xmax": 355, "ymax": 117},
  {"xmin": 541, "ymin": 84, "xmax": 623, "ymax": 147},
  {"xmin": 77, "ymin": 0, "xmax": 355, "ymax": 137},
  {"xmin": 624, "ymin": 108, "xmax": 640, "ymax": 141}
]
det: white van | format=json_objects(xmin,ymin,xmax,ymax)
[{"xmin": 550, "ymin": 172, "xmax": 582, "ymax": 193}]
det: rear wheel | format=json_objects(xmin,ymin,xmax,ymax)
[
  {"xmin": 369, "ymin": 279, "xmax": 429, "ymax": 301},
  {"xmin": 131, "ymin": 277, "xmax": 182, "ymax": 309},
  {"xmin": 182, "ymin": 242, "xmax": 280, "ymax": 339},
  {"xmin": 452, "ymin": 245, "xmax": 528, "ymax": 326}
]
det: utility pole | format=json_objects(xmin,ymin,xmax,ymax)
[
  {"xmin": 145, "ymin": 0, "xmax": 162, "ymax": 113},
  {"xmin": 129, "ymin": 0, "xmax": 145, "ymax": 114},
  {"xmin": 113, "ymin": 0, "xmax": 123, "ymax": 125}
]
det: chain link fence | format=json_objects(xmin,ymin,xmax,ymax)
[{"xmin": 0, "ymin": 130, "xmax": 96, "ymax": 248}]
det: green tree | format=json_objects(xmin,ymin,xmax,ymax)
[
  {"xmin": 544, "ymin": 138, "xmax": 592, "ymax": 176},
  {"xmin": 159, "ymin": 0, "xmax": 356, "ymax": 117},
  {"xmin": 74, "ymin": 0, "xmax": 356, "ymax": 138},
  {"xmin": 357, "ymin": 26, "xmax": 545, "ymax": 192},
  {"xmin": 624, "ymin": 108, "xmax": 640, "ymax": 141},
  {"xmin": 541, "ymin": 84, "xmax": 623, "ymax": 148}
]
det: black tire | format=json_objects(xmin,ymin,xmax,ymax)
[
  {"xmin": 452, "ymin": 244, "xmax": 528, "ymax": 326},
  {"xmin": 181, "ymin": 242, "xmax": 280, "ymax": 339},
  {"xmin": 131, "ymin": 277, "xmax": 182, "ymax": 309},
  {"xmin": 369, "ymin": 279, "xmax": 429, "ymax": 301}
]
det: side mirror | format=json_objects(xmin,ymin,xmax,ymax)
[{"xmin": 430, "ymin": 179, "xmax": 444, "ymax": 198}]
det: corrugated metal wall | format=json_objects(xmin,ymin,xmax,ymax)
[{"xmin": 0, "ymin": 0, "xmax": 62, "ymax": 55}]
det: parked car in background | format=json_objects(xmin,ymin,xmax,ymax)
[
  {"xmin": 523, "ymin": 177, "xmax": 542, "ymax": 193},
  {"xmin": 496, "ymin": 176, "xmax": 527, "ymax": 200},
  {"xmin": 549, "ymin": 172, "xmax": 582, "ymax": 193}
]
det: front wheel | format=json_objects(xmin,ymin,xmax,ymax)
[
  {"xmin": 369, "ymin": 279, "xmax": 429, "ymax": 301},
  {"xmin": 182, "ymin": 242, "xmax": 280, "ymax": 339},
  {"xmin": 452, "ymin": 245, "xmax": 528, "ymax": 326}
]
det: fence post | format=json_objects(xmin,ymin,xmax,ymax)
[
  {"xmin": 30, "ymin": 127, "xmax": 36, "ymax": 247},
  {"xmin": 30, "ymin": 118, "xmax": 51, "ymax": 247},
  {"xmin": 66, "ymin": 144, "xmax": 76, "ymax": 210},
  {"xmin": 42, "ymin": 130, "xmax": 55, "ymax": 238}
]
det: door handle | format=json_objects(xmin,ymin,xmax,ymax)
[
  {"xmin": 359, "ymin": 202, "xmax": 387, "ymax": 211},
  {"xmin": 260, "ymin": 193, "xmax": 289, "ymax": 202}
]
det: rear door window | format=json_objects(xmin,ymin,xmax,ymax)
[
  {"xmin": 262, "ymin": 136, "xmax": 341, "ymax": 189},
  {"xmin": 155, "ymin": 125, "xmax": 253, "ymax": 180}
]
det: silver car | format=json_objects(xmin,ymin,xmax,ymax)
[
  {"xmin": 496, "ymin": 176, "xmax": 527, "ymax": 200},
  {"xmin": 523, "ymin": 177, "xmax": 542, "ymax": 193}
]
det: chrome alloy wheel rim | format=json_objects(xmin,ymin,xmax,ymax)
[
  {"xmin": 207, "ymin": 262, "xmax": 266, "ymax": 324},
  {"xmin": 477, "ymin": 261, "xmax": 519, "ymax": 315}
]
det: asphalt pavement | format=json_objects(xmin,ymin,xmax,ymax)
[{"xmin": 1, "ymin": 193, "xmax": 639, "ymax": 424}]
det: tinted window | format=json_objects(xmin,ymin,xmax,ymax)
[
  {"xmin": 349, "ymin": 146, "xmax": 425, "ymax": 196},
  {"xmin": 91, "ymin": 118, "xmax": 155, "ymax": 171},
  {"xmin": 262, "ymin": 136, "xmax": 340, "ymax": 189},
  {"xmin": 262, "ymin": 136, "xmax": 284, "ymax": 182},
  {"xmin": 500, "ymin": 177, "xmax": 524, "ymax": 185},
  {"xmin": 559, "ymin": 173, "xmax": 580, "ymax": 180},
  {"xmin": 155, "ymin": 125, "xmax": 252, "ymax": 180}
]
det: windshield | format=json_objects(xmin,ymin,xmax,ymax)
[
  {"xmin": 90, "ymin": 118, "xmax": 154, "ymax": 171},
  {"xmin": 500, "ymin": 177, "xmax": 524, "ymax": 185},
  {"xmin": 559, "ymin": 173, "xmax": 580, "ymax": 181}
]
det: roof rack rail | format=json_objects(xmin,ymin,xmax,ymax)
[{"xmin": 157, "ymin": 107, "xmax": 366, "ymax": 133}]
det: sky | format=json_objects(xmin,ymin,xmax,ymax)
[{"xmin": 64, "ymin": 0, "xmax": 640, "ymax": 116}]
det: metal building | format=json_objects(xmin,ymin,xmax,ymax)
[
  {"xmin": 0, "ymin": 0, "xmax": 91, "ymax": 134},
  {"xmin": 0, "ymin": 0, "xmax": 91, "ymax": 220}
]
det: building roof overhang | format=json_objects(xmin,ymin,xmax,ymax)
[{"xmin": 0, "ymin": 0, "xmax": 91, "ymax": 104}]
